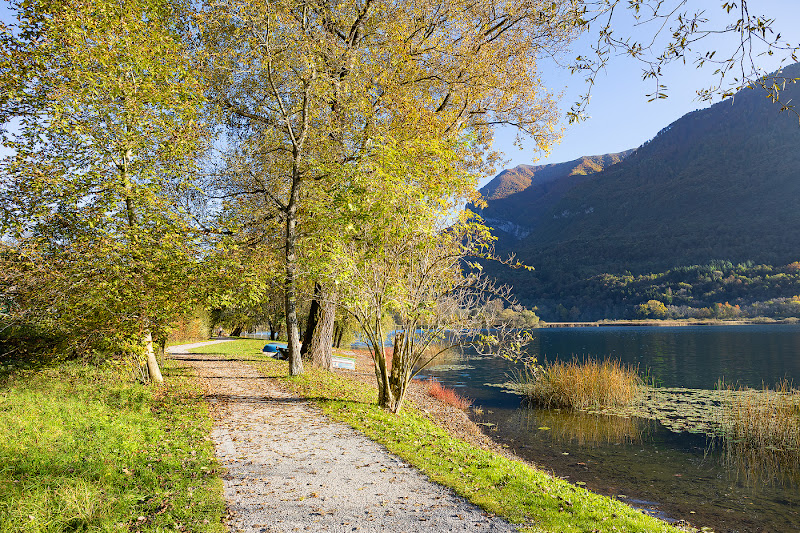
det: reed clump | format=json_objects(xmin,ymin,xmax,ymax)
[
  {"xmin": 425, "ymin": 378, "xmax": 473, "ymax": 410},
  {"xmin": 718, "ymin": 379, "xmax": 800, "ymax": 453},
  {"xmin": 518, "ymin": 358, "xmax": 643, "ymax": 410}
]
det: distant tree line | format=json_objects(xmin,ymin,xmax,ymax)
[{"xmin": 522, "ymin": 261, "xmax": 800, "ymax": 322}]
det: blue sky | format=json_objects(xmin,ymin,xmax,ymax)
[{"xmin": 491, "ymin": 0, "xmax": 800, "ymax": 182}]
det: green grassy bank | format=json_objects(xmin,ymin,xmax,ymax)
[
  {"xmin": 191, "ymin": 340, "xmax": 688, "ymax": 533},
  {"xmin": 0, "ymin": 359, "xmax": 225, "ymax": 533}
]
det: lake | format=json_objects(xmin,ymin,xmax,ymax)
[{"xmin": 418, "ymin": 325, "xmax": 800, "ymax": 532}]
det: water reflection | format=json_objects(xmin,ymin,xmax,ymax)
[
  {"xmin": 424, "ymin": 345, "xmax": 468, "ymax": 368},
  {"xmin": 509, "ymin": 408, "xmax": 651, "ymax": 446},
  {"xmin": 719, "ymin": 441, "xmax": 800, "ymax": 489},
  {"xmin": 527, "ymin": 325, "xmax": 800, "ymax": 389}
]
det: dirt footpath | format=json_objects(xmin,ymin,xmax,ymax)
[{"xmin": 169, "ymin": 341, "xmax": 518, "ymax": 533}]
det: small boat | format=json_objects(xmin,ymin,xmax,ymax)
[{"xmin": 331, "ymin": 355, "xmax": 356, "ymax": 370}]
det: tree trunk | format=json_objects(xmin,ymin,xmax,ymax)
[
  {"xmin": 333, "ymin": 322, "xmax": 343, "ymax": 348},
  {"xmin": 284, "ymin": 259, "xmax": 302, "ymax": 374},
  {"xmin": 374, "ymin": 352, "xmax": 392, "ymax": 408},
  {"xmin": 310, "ymin": 287, "xmax": 336, "ymax": 370},
  {"xmin": 144, "ymin": 330, "xmax": 163, "ymax": 384},
  {"xmin": 372, "ymin": 319, "xmax": 395, "ymax": 409},
  {"xmin": 231, "ymin": 325, "xmax": 243, "ymax": 337},
  {"xmin": 333, "ymin": 312, "xmax": 350, "ymax": 348},
  {"xmin": 300, "ymin": 282, "xmax": 322, "ymax": 360},
  {"xmin": 122, "ymin": 151, "xmax": 165, "ymax": 385},
  {"xmin": 284, "ymin": 176, "xmax": 303, "ymax": 375},
  {"xmin": 387, "ymin": 380, "xmax": 407, "ymax": 413},
  {"xmin": 386, "ymin": 333, "xmax": 411, "ymax": 413}
]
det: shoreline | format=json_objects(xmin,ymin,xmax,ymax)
[{"xmin": 540, "ymin": 318, "xmax": 799, "ymax": 328}]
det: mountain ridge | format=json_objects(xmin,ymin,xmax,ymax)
[
  {"xmin": 477, "ymin": 63, "xmax": 800, "ymax": 316},
  {"xmin": 477, "ymin": 151, "xmax": 632, "ymax": 238}
]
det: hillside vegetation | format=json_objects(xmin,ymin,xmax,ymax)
[
  {"xmin": 476, "ymin": 151, "xmax": 631, "ymax": 238},
  {"xmin": 478, "ymin": 64, "xmax": 800, "ymax": 320}
]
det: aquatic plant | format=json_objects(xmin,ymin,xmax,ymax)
[
  {"xmin": 425, "ymin": 378, "xmax": 473, "ymax": 410},
  {"xmin": 720, "ymin": 438, "xmax": 800, "ymax": 489},
  {"xmin": 717, "ymin": 379, "xmax": 800, "ymax": 453},
  {"xmin": 517, "ymin": 358, "xmax": 643, "ymax": 410}
]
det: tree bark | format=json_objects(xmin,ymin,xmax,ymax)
[
  {"xmin": 334, "ymin": 322, "xmax": 344, "ymax": 348},
  {"xmin": 310, "ymin": 287, "xmax": 336, "ymax": 370},
  {"xmin": 144, "ymin": 330, "xmax": 163, "ymax": 384},
  {"xmin": 300, "ymin": 282, "xmax": 322, "ymax": 360},
  {"xmin": 333, "ymin": 312, "xmax": 350, "ymax": 348},
  {"xmin": 387, "ymin": 333, "xmax": 411, "ymax": 413},
  {"xmin": 372, "ymin": 318, "xmax": 394, "ymax": 409},
  {"xmin": 284, "ymin": 175, "xmax": 304, "ymax": 375}
]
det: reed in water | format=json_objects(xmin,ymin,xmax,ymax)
[
  {"xmin": 517, "ymin": 358, "xmax": 643, "ymax": 410},
  {"xmin": 717, "ymin": 379, "xmax": 800, "ymax": 452}
]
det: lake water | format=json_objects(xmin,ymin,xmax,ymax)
[{"xmin": 418, "ymin": 325, "xmax": 800, "ymax": 532}]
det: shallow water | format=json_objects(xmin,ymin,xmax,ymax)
[{"xmin": 418, "ymin": 325, "xmax": 800, "ymax": 532}]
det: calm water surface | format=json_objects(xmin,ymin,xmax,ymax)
[{"xmin": 419, "ymin": 325, "xmax": 800, "ymax": 532}]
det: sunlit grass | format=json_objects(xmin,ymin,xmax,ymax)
[
  {"xmin": 191, "ymin": 340, "xmax": 683, "ymax": 533},
  {"xmin": 516, "ymin": 358, "xmax": 643, "ymax": 410},
  {"xmin": 0, "ymin": 359, "xmax": 225, "ymax": 533}
]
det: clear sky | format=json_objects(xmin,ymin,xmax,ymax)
[{"xmin": 490, "ymin": 0, "xmax": 800, "ymax": 184}]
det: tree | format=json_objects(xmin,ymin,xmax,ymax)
[
  {"xmin": 330, "ymin": 137, "xmax": 530, "ymax": 412},
  {"xmin": 637, "ymin": 300, "xmax": 668, "ymax": 319},
  {"xmin": 499, "ymin": 305, "xmax": 541, "ymax": 328},
  {"xmin": 0, "ymin": 0, "xmax": 208, "ymax": 377},
  {"xmin": 202, "ymin": 235, "xmax": 290, "ymax": 338},
  {"xmin": 340, "ymin": 210, "xmax": 529, "ymax": 413},
  {"xmin": 202, "ymin": 0, "xmax": 576, "ymax": 374}
]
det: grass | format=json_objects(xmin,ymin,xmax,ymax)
[
  {"xmin": 191, "ymin": 340, "xmax": 684, "ymax": 533},
  {"xmin": 517, "ymin": 358, "xmax": 644, "ymax": 410},
  {"xmin": 0, "ymin": 358, "xmax": 225, "ymax": 533},
  {"xmin": 717, "ymin": 379, "xmax": 800, "ymax": 452},
  {"xmin": 425, "ymin": 378, "xmax": 473, "ymax": 409}
]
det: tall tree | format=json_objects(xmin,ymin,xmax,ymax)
[
  {"xmin": 203, "ymin": 0, "xmax": 576, "ymax": 374},
  {"xmin": 0, "ymin": 0, "xmax": 208, "ymax": 375}
]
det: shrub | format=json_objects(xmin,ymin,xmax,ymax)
[{"xmin": 425, "ymin": 378, "xmax": 473, "ymax": 410}]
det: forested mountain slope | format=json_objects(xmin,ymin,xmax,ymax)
[
  {"xmin": 477, "ymin": 63, "xmax": 800, "ymax": 318},
  {"xmin": 477, "ymin": 151, "xmax": 632, "ymax": 238}
]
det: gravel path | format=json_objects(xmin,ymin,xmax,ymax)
[{"xmin": 168, "ymin": 341, "xmax": 518, "ymax": 533}]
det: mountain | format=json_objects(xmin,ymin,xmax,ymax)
[
  {"xmin": 477, "ymin": 152, "xmax": 632, "ymax": 239},
  {"xmin": 477, "ymin": 63, "xmax": 800, "ymax": 316}
]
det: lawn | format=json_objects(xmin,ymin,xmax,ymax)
[{"xmin": 0, "ymin": 357, "xmax": 225, "ymax": 533}]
